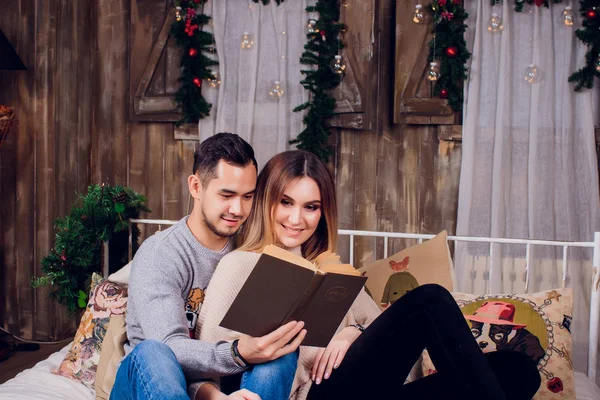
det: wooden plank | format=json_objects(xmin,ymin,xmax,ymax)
[
  {"xmin": 0, "ymin": 0, "xmax": 22, "ymax": 335},
  {"xmin": 164, "ymin": 132, "xmax": 184, "ymax": 220},
  {"xmin": 335, "ymin": 130, "xmax": 356, "ymax": 265},
  {"xmin": 174, "ymin": 124, "xmax": 199, "ymax": 141},
  {"xmin": 330, "ymin": 0, "xmax": 376, "ymax": 130},
  {"xmin": 438, "ymin": 125, "xmax": 463, "ymax": 141},
  {"xmin": 145, "ymin": 124, "xmax": 166, "ymax": 235},
  {"xmin": 401, "ymin": 98, "xmax": 454, "ymax": 116},
  {"xmin": 393, "ymin": 0, "xmax": 431, "ymax": 123},
  {"xmin": 128, "ymin": 124, "xmax": 149, "ymax": 241},
  {"xmin": 95, "ymin": 0, "xmax": 130, "ymax": 185},
  {"xmin": 14, "ymin": 0, "xmax": 37, "ymax": 339},
  {"xmin": 33, "ymin": 0, "xmax": 58, "ymax": 340}
]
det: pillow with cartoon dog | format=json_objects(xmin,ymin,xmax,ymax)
[
  {"xmin": 422, "ymin": 288, "xmax": 574, "ymax": 399},
  {"xmin": 358, "ymin": 231, "xmax": 454, "ymax": 310}
]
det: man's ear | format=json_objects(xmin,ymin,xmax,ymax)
[{"xmin": 188, "ymin": 174, "xmax": 203, "ymax": 200}]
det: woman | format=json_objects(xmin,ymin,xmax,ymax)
[{"xmin": 197, "ymin": 150, "xmax": 540, "ymax": 400}]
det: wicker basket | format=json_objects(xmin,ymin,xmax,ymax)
[{"xmin": 0, "ymin": 105, "xmax": 16, "ymax": 151}]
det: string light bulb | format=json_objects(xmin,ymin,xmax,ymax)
[
  {"xmin": 413, "ymin": 4, "xmax": 425, "ymax": 24},
  {"xmin": 241, "ymin": 32, "xmax": 254, "ymax": 50},
  {"xmin": 331, "ymin": 55, "xmax": 347, "ymax": 75},
  {"xmin": 487, "ymin": 13, "xmax": 503, "ymax": 33},
  {"xmin": 207, "ymin": 72, "xmax": 221, "ymax": 88},
  {"xmin": 562, "ymin": 6, "xmax": 575, "ymax": 26},
  {"xmin": 524, "ymin": 64, "xmax": 539, "ymax": 84},
  {"xmin": 427, "ymin": 62, "xmax": 440, "ymax": 81},
  {"xmin": 268, "ymin": 80, "xmax": 285, "ymax": 98},
  {"xmin": 307, "ymin": 19, "xmax": 318, "ymax": 34}
]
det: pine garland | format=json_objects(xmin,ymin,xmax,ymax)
[
  {"xmin": 32, "ymin": 184, "xmax": 150, "ymax": 311},
  {"xmin": 568, "ymin": 1, "xmax": 600, "ymax": 91},
  {"xmin": 252, "ymin": 0, "xmax": 285, "ymax": 4},
  {"xmin": 491, "ymin": 0, "xmax": 564, "ymax": 12},
  {"xmin": 429, "ymin": 0, "xmax": 471, "ymax": 111},
  {"xmin": 292, "ymin": 1, "xmax": 344, "ymax": 162},
  {"xmin": 171, "ymin": 0, "xmax": 218, "ymax": 126}
]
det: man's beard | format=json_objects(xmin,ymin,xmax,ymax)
[{"xmin": 202, "ymin": 209, "xmax": 242, "ymax": 238}]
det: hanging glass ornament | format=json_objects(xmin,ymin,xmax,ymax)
[
  {"xmin": 241, "ymin": 32, "xmax": 254, "ymax": 50},
  {"xmin": 562, "ymin": 6, "xmax": 575, "ymax": 26},
  {"xmin": 524, "ymin": 64, "xmax": 539, "ymax": 84},
  {"xmin": 487, "ymin": 13, "xmax": 503, "ymax": 33},
  {"xmin": 207, "ymin": 72, "xmax": 221, "ymax": 88},
  {"xmin": 307, "ymin": 19, "xmax": 318, "ymax": 34},
  {"xmin": 268, "ymin": 81, "xmax": 285, "ymax": 98},
  {"xmin": 426, "ymin": 62, "xmax": 440, "ymax": 81},
  {"xmin": 175, "ymin": 6, "xmax": 182, "ymax": 22},
  {"xmin": 413, "ymin": 5, "xmax": 425, "ymax": 24},
  {"xmin": 331, "ymin": 55, "xmax": 346, "ymax": 75}
]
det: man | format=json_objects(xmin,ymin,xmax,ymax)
[{"xmin": 112, "ymin": 133, "xmax": 306, "ymax": 400}]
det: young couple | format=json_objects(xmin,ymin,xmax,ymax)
[{"xmin": 111, "ymin": 133, "xmax": 541, "ymax": 400}]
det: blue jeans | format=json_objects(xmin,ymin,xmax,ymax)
[{"xmin": 111, "ymin": 340, "xmax": 298, "ymax": 400}]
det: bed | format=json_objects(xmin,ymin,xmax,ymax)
[{"xmin": 1, "ymin": 219, "xmax": 600, "ymax": 399}]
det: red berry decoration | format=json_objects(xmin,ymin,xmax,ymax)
[
  {"xmin": 547, "ymin": 377, "xmax": 564, "ymax": 393},
  {"xmin": 188, "ymin": 48, "xmax": 198, "ymax": 57},
  {"xmin": 586, "ymin": 9, "xmax": 597, "ymax": 19},
  {"xmin": 445, "ymin": 46, "xmax": 458, "ymax": 57},
  {"xmin": 192, "ymin": 77, "xmax": 202, "ymax": 87},
  {"xmin": 440, "ymin": 89, "xmax": 449, "ymax": 99}
]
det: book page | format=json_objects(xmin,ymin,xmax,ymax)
[
  {"xmin": 319, "ymin": 263, "xmax": 362, "ymax": 276},
  {"xmin": 263, "ymin": 244, "xmax": 316, "ymax": 271}
]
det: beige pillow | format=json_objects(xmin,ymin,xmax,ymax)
[
  {"xmin": 358, "ymin": 231, "xmax": 454, "ymax": 309},
  {"xmin": 108, "ymin": 261, "xmax": 131, "ymax": 285},
  {"xmin": 95, "ymin": 315, "xmax": 127, "ymax": 400}
]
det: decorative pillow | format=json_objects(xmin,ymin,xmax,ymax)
[
  {"xmin": 53, "ymin": 273, "xmax": 128, "ymax": 389},
  {"xmin": 95, "ymin": 315, "xmax": 127, "ymax": 400},
  {"xmin": 422, "ymin": 288, "xmax": 575, "ymax": 399},
  {"xmin": 358, "ymin": 231, "xmax": 454, "ymax": 309}
]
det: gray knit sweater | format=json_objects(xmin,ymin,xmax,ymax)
[{"xmin": 125, "ymin": 216, "xmax": 243, "ymax": 381}]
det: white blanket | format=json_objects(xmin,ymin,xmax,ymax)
[{"xmin": 1, "ymin": 345, "xmax": 599, "ymax": 399}]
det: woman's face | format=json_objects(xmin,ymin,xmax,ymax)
[{"xmin": 273, "ymin": 177, "xmax": 323, "ymax": 249}]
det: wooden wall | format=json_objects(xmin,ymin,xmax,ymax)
[{"xmin": 0, "ymin": 0, "xmax": 461, "ymax": 340}]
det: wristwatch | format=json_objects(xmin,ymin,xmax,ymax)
[{"xmin": 231, "ymin": 339, "xmax": 250, "ymax": 369}]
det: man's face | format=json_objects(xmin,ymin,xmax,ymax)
[{"xmin": 198, "ymin": 160, "xmax": 257, "ymax": 238}]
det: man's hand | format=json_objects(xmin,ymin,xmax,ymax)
[
  {"xmin": 237, "ymin": 320, "xmax": 306, "ymax": 364},
  {"xmin": 195, "ymin": 384, "xmax": 260, "ymax": 400},
  {"xmin": 225, "ymin": 389, "xmax": 261, "ymax": 400},
  {"xmin": 311, "ymin": 326, "xmax": 361, "ymax": 384}
]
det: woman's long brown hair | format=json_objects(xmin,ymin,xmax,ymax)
[{"xmin": 237, "ymin": 150, "xmax": 338, "ymax": 261}]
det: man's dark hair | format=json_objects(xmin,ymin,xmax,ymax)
[{"xmin": 193, "ymin": 132, "xmax": 257, "ymax": 184}]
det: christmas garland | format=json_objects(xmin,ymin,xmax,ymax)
[
  {"xmin": 171, "ymin": 0, "xmax": 218, "ymax": 125},
  {"xmin": 568, "ymin": 1, "xmax": 600, "ymax": 91},
  {"xmin": 32, "ymin": 184, "xmax": 149, "ymax": 311},
  {"xmin": 491, "ymin": 0, "xmax": 564, "ymax": 12},
  {"xmin": 291, "ymin": 0, "xmax": 345, "ymax": 162},
  {"xmin": 428, "ymin": 0, "xmax": 471, "ymax": 111}
]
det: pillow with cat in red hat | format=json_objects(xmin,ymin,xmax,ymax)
[{"xmin": 422, "ymin": 289, "xmax": 574, "ymax": 399}]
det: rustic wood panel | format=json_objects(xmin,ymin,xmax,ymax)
[
  {"xmin": 0, "ymin": 0, "xmax": 22, "ymax": 337},
  {"xmin": 1, "ymin": 0, "xmax": 466, "ymax": 340}
]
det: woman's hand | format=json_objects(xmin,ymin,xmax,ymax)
[
  {"xmin": 196, "ymin": 384, "xmax": 260, "ymax": 400},
  {"xmin": 311, "ymin": 326, "xmax": 361, "ymax": 384}
]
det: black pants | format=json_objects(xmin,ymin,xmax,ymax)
[{"xmin": 307, "ymin": 284, "xmax": 541, "ymax": 400}]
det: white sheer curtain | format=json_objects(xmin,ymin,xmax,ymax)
[
  {"xmin": 198, "ymin": 0, "xmax": 311, "ymax": 168},
  {"xmin": 456, "ymin": 0, "xmax": 600, "ymax": 376}
]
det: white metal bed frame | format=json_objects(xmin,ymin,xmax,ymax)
[{"xmin": 125, "ymin": 218, "xmax": 600, "ymax": 381}]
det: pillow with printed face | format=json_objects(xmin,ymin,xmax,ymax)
[
  {"xmin": 53, "ymin": 273, "xmax": 128, "ymax": 389},
  {"xmin": 422, "ymin": 288, "xmax": 574, "ymax": 399},
  {"xmin": 358, "ymin": 231, "xmax": 454, "ymax": 310}
]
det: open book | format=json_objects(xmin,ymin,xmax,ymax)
[{"xmin": 220, "ymin": 245, "xmax": 367, "ymax": 347}]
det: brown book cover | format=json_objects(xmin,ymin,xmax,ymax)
[{"xmin": 220, "ymin": 245, "xmax": 367, "ymax": 347}]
